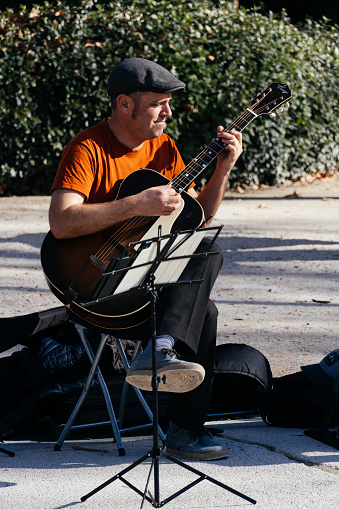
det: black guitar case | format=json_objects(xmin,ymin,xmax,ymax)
[{"xmin": 210, "ymin": 343, "xmax": 273, "ymax": 418}]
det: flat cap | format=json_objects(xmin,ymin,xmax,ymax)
[{"xmin": 107, "ymin": 57, "xmax": 186, "ymax": 97}]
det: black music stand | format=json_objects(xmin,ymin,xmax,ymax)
[{"xmin": 80, "ymin": 227, "xmax": 257, "ymax": 507}]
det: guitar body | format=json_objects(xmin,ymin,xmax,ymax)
[{"xmin": 41, "ymin": 169, "xmax": 204, "ymax": 332}]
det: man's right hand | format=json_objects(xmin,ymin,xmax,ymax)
[{"xmin": 132, "ymin": 184, "xmax": 182, "ymax": 216}]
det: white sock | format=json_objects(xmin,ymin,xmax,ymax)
[{"xmin": 139, "ymin": 334, "xmax": 175, "ymax": 357}]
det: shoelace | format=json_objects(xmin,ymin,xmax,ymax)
[{"xmin": 159, "ymin": 348, "xmax": 181, "ymax": 359}]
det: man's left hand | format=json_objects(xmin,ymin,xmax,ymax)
[{"xmin": 216, "ymin": 127, "xmax": 243, "ymax": 175}]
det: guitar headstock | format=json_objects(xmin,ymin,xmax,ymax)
[{"xmin": 250, "ymin": 83, "xmax": 292, "ymax": 116}]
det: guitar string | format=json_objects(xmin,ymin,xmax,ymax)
[
  {"xmin": 172, "ymin": 113, "xmax": 252, "ymax": 187},
  {"xmin": 174, "ymin": 92, "xmax": 282, "ymax": 189},
  {"xmin": 93, "ymin": 109, "xmax": 257, "ymax": 263},
  {"xmin": 171, "ymin": 105, "xmax": 262, "ymax": 189},
  {"xmin": 170, "ymin": 92, "xmax": 279, "ymax": 190},
  {"xmin": 93, "ymin": 95, "xmax": 280, "ymax": 264},
  {"xmin": 92, "ymin": 138, "xmax": 248, "ymax": 264},
  {"xmin": 93, "ymin": 105, "xmax": 268, "ymax": 264},
  {"xmin": 93, "ymin": 99, "xmax": 276, "ymax": 264},
  {"xmin": 171, "ymin": 95, "xmax": 285, "ymax": 194}
]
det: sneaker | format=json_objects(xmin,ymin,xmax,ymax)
[
  {"xmin": 165, "ymin": 427, "xmax": 230, "ymax": 461},
  {"xmin": 125, "ymin": 348, "xmax": 205, "ymax": 393}
]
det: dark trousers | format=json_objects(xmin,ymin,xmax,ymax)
[{"xmin": 156, "ymin": 239, "xmax": 223, "ymax": 431}]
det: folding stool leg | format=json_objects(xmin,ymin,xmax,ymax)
[
  {"xmin": 115, "ymin": 338, "xmax": 166, "ymax": 443},
  {"xmin": 54, "ymin": 325, "xmax": 125, "ymax": 456}
]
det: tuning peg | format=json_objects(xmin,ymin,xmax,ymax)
[
  {"xmin": 285, "ymin": 102, "xmax": 290, "ymax": 108},
  {"xmin": 278, "ymin": 107, "xmax": 284, "ymax": 113},
  {"xmin": 270, "ymin": 112, "xmax": 276, "ymax": 117}
]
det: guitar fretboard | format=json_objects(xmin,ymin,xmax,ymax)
[{"xmin": 171, "ymin": 109, "xmax": 258, "ymax": 193}]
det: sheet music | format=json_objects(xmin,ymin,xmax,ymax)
[
  {"xmin": 153, "ymin": 230, "xmax": 206, "ymax": 285},
  {"xmin": 113, "ymin": 230, "xmax": 205, "ymax": 295}
]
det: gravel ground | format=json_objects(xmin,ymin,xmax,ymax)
[{"xmin": 1, "ymin": 174, "xmax": 338, "ymax": 377}]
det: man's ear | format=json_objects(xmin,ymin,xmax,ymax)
[{"xmin": 116, "ymin": 94, "xmax": 133, "ymax": 115}]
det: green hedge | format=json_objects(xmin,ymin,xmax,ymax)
[{"xmin": 0, "ymin": 0, "xmax": 338, "ymax": 194}]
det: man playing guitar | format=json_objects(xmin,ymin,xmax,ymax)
[{"xmin": 48, "ymin": 58, "xmax": 242, "ymax": 460}]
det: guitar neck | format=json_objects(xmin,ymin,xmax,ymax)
[{"xmin": 171, "ymin": 108, "xmax": 257, "ymax": 193}]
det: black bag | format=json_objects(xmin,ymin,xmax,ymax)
[
  {"xmin": 265, "ymin": 371, "xmax": 339, "ymax": 428},
  {"xmin": 0, "ymin": 307, "xmax": 160, "ymax": 437},
  {"xmin": 209, "ymin": 343, "xmax": 272, "ymax": 418}
]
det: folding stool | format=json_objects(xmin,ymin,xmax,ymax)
[{"xmin": 54, "ymin": 322, "xmax": 165, "ymax": 456}]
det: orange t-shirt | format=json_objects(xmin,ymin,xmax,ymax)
[{"xmin": 52, "ymin": 119, "xmax": 186, "ymax": 203}]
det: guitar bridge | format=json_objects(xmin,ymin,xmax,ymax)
[{"xmin": 89, "ymin": 255, "xmax": 107, "ymax": 270}]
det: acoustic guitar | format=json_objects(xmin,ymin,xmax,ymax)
[{"xmin": 41, "ymin": 83, "xmax": 292, "ymax": 332}]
